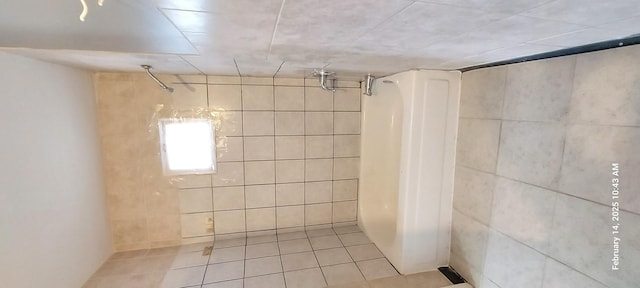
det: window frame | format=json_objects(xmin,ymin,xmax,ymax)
[{"xmin": 158, "ymin": 118, "xmax": 217, "ymax": 176}]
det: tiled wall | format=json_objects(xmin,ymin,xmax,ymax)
[
  {"xmin": 96, "ymin": 74, "xmax": 361, "ymax": 251},
  {"xmin": 451, "ymin": 45, "xmax": 639, "ymax": 288}
]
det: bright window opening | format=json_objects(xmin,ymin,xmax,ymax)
[{"xmin": 159, "ymin": 118, "xmax": 216, "ymax": 175}]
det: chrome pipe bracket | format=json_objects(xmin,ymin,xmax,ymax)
[
  {"xmin": 363, "ymin": 74, "xmax": 375, "ymax": 96},
  {"xmin": 313, "ymin": 69, "xmax": 337, "ymax": 92},
  {"xmin": 141, "ymin": 65, "xmax": 174, "ymax": 93}
]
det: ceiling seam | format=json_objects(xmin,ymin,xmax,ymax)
[
  {"xmin": 267, "ymin": 0, "xmax": 287, "ymax": 61},
  {"xmin": 178, "ymin": 55, "xmax": 205, "ymax": 75},
  {"xmin": 352, "ymin": 1, "xmax": 416, "ymax": 41},
  {"xmin": 233, "ymin": 58, "xmax": 241, "ymax": 77},
  {"xmin": 155, "ymin": 7, "xmax": 200, "ymax": 55},
  {"xmin": 272, "ymin": 61, "xmax": 285, "ymax": 78}
]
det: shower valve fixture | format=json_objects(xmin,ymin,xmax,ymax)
[{"xmin": 313, "ymin": 69, "xmax": 337, "ymax": 92}]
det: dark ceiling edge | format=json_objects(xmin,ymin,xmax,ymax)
[{"xmin": 459, "ymin": 34, "xmax": 640, "ymax": 72}]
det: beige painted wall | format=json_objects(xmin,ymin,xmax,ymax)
[
  {"xmin": 96, "ymin": 74, "xmax": 362, "ymax": 251},
  {"xmin": 0, "ymin": 52, "xmax": 112, "ymax": 287},
  {"xmin": 451, "ymin": 45, "xmax": 640, "ymax": 288}
]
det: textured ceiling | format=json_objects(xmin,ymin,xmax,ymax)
[{"xmin": 1, "ymin": 0, "xmax": 639, "ymax": 79}]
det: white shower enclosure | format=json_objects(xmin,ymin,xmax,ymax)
[{"xmin": 358, "ymin": 70, "xmax": 460, "ymax": 274}]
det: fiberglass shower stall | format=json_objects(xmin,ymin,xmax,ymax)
[{"xmin": 358, "ymin": 70, "xmax": 460, "ymax": 274}]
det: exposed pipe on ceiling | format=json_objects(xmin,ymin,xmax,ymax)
[{"xmin": 141, "ymin": 65, "xmax": 174, "ymax": 93}]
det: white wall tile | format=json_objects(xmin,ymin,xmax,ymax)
[
  {"xmin": 333, "ymin": 180, "xmax": 358, "ymax": 201},
  {"xmin": 306, "ymin": 136, "xmax": 333, "ymax": 158},
  {"xmin": 305, "ymin": 181, "xmax": 332, "ymax": 204},
  {"xmin": 305, "ymin": 112, "xmax": 333, "ymax": 135},
  {"xmin": 542, "ymin": 258, "xmax": 607, "ymax": 288},
  {"xmin": 243, "ymin": 111, "xmax": 275, "ymax": 136},
  {"xmin": 453, "ymin": 166, "xmax": 495, "ymax": 225},
  {"xmin": 275, "ymin": 136, "xmax": 305, "ymax": 160},
  {"xmin": 491, "ymin": 178, "xmax": 556, "ymax": 253},
  {"xmin": 548, "ymin": 194, "xmax": 640, "ymax": 288},
  {"xmin": 334, "ymin": 135, "xmax": 360, "ymax": 157},
  {"xmin": 451, "ymin": 209, "xmax": 490, "ymax": 271},
  {"xmin": 244, "ymin": 136, "xmax": 275, "ymax": 161},
  {"xmin": 276, "ymin": 160, "xmax": 305, "ymax": 183},
  {"xmin": 569, "ymin": 45, "xmax": 640, "ymax": 126},
  {"xmin": 305, "ymin": 159, "xmax": 333, "ymax": 181},
  {"xmin": 333, "ymin": 201, "xmax": 357, "ymax": 222},
  {"xmin": 275, "ymin": 86, "xmax": 304, "ymax": 111},
  {"xmin": 503, "ymin": 56, "xmax": 575, "ymax": 122},
  {"xmin": 244, "ymin": 161, "xmax": 275, "ymax": 185},
  {"xmin": 334, "ymin": 88, "xmax": 361, "ymax": 111},
  {"xmin": 333, "ymin": 157, "xmax": 360, "ymax": 180},
  {"xmin": 460, "ymin": 67, "xmax": 506, "ymax": 119},
  {"xmin": 245, "ymin": 184, "xmax": 276, "ymax": 208},
  {"xmin": 209, "ymin": 85, "xmax": 242, "ymax": 111},
  {"xmin": 305, "ymin": 87, "xmax": 333, "ymax": 111},
  {"xmin": 212, "ymin": 186, "xmax": 245, "ymax": 211},
  {"xmin": 455, "ymin": 119, "xmax": 501, "ymax": 173},
  {"xmin": 277, "ymin": 205, "xmax": 305, "ymax": 228},
  {"xmin": 216, "ymin": 137, "xmax": 244, "ymax": 162},
  {"xmin": 305, "ymin": 203, "xmax": 332, "ymax": 226},
  {"xmin": 179, "ymin": 188, "xmax": 213, "ymax": 213},
  {"xmin": 334, "ymin": 112, "xmax": 360, "ymax": 134},
  {"xmin": 246, "ymin": 208, "xmax": 276, "ymax": 231},
  {"xmin": 242, "ymin": 77, "xmax": 273, "ymax": 86},
  {"xmin": 207, "ymin": 76, "xmax": 241, "ymax": 85},
  {"xmin": 484, "ymin": 229, "xmax": 545, "ymax": 288},
  {"xmin": 497, "ymin": 121, "xmax": 565, "ymax": 189},
  {"xmin": 242, "ymin": 85, "xmax": 274, "ymax": 110},
  {"xmin": 274, "ymin": 78, "xmax": 304, "ymax": 86},
  {"xmin": 212, "ymin": 162, "xmax": 245, "ymax": 187},
  {"xmin": 214, "ymin": 210, "xmax": 246, "ymax": 234},
  {"xmin": 216, "ymin": 111, "xmax": 243, "ymax": 137},
  {"xmin": 275, "ymin": 112, "xmax": 304, "ymax": 135},
  {"xmin": 276, "ymin": 183, "xmax": 304, "ymax": 206},
  {"xmin": 559, "ymin": 125, "xmax": 640, "ymax": 214}
]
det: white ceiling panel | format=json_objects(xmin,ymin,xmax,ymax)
[
  {"xmin": 0, "ymin": 0, "xmax": 638, "ymax": 76},
  {"xmin": 353, "ymin": 2, "xmax": 508, "ymax": 55},
  {"xmin": 1, "ymin": 48, "xmax": 199, "ymax": 74},
  {"xmin": 179, "ymin": 55, "xmax": 238, "ymax": 75},
  {"xmin": 466, "ymin": 15, "xmax": 587, "ymax": 46},
  {"xmin": 273, "ymin": 0, "xmax": 413, "ymax": 45},
  {"xmin": 599, "ymin": 16, "xmax": 640, "ymax": 38},
  {"xmin": 467, "ymin": 44, "xmax": 563, "ymax": 64},
  {"xmin": 235, "ymin": 57, "xmax": 284, "ymax": 77},
  {"xmin": 416, "ymin": 0, "xmax": 555, "ymax": 14},
  {"xmin": 522, "ymin": 0, "xmax": 640, "ymax": 26},
  {"xmin": 0, "ymin": 0, "xmax": 195, "ymax": 54},
  {"xmin": 531, "ymin": 29, "xmax": 632, "ymax": 48}
]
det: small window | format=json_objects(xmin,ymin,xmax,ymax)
[{"xmin": 159, "ymin": 118, "xmax": 216, "ymax": 175}]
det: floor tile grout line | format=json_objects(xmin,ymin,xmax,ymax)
[{"xmin": 335, "ymin": 232, "xmax": 368, "ymax": 282}]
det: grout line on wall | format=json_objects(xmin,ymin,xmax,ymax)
[
  {"xmin": 456, "ymin": 163, "xmax": 640, "ymax": 217},
  {"xmin": 484, "ymin": 225, "xmax": 610, "ymax": 288}
]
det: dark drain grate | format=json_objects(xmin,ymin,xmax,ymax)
[{"xmin": 438, "ymin": 266, "xmax": 466, "ymax": 284}]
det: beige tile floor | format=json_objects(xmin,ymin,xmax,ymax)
[{"xmin": 83, "ymin": 225, "xmax": 454, "ymax": 288}]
